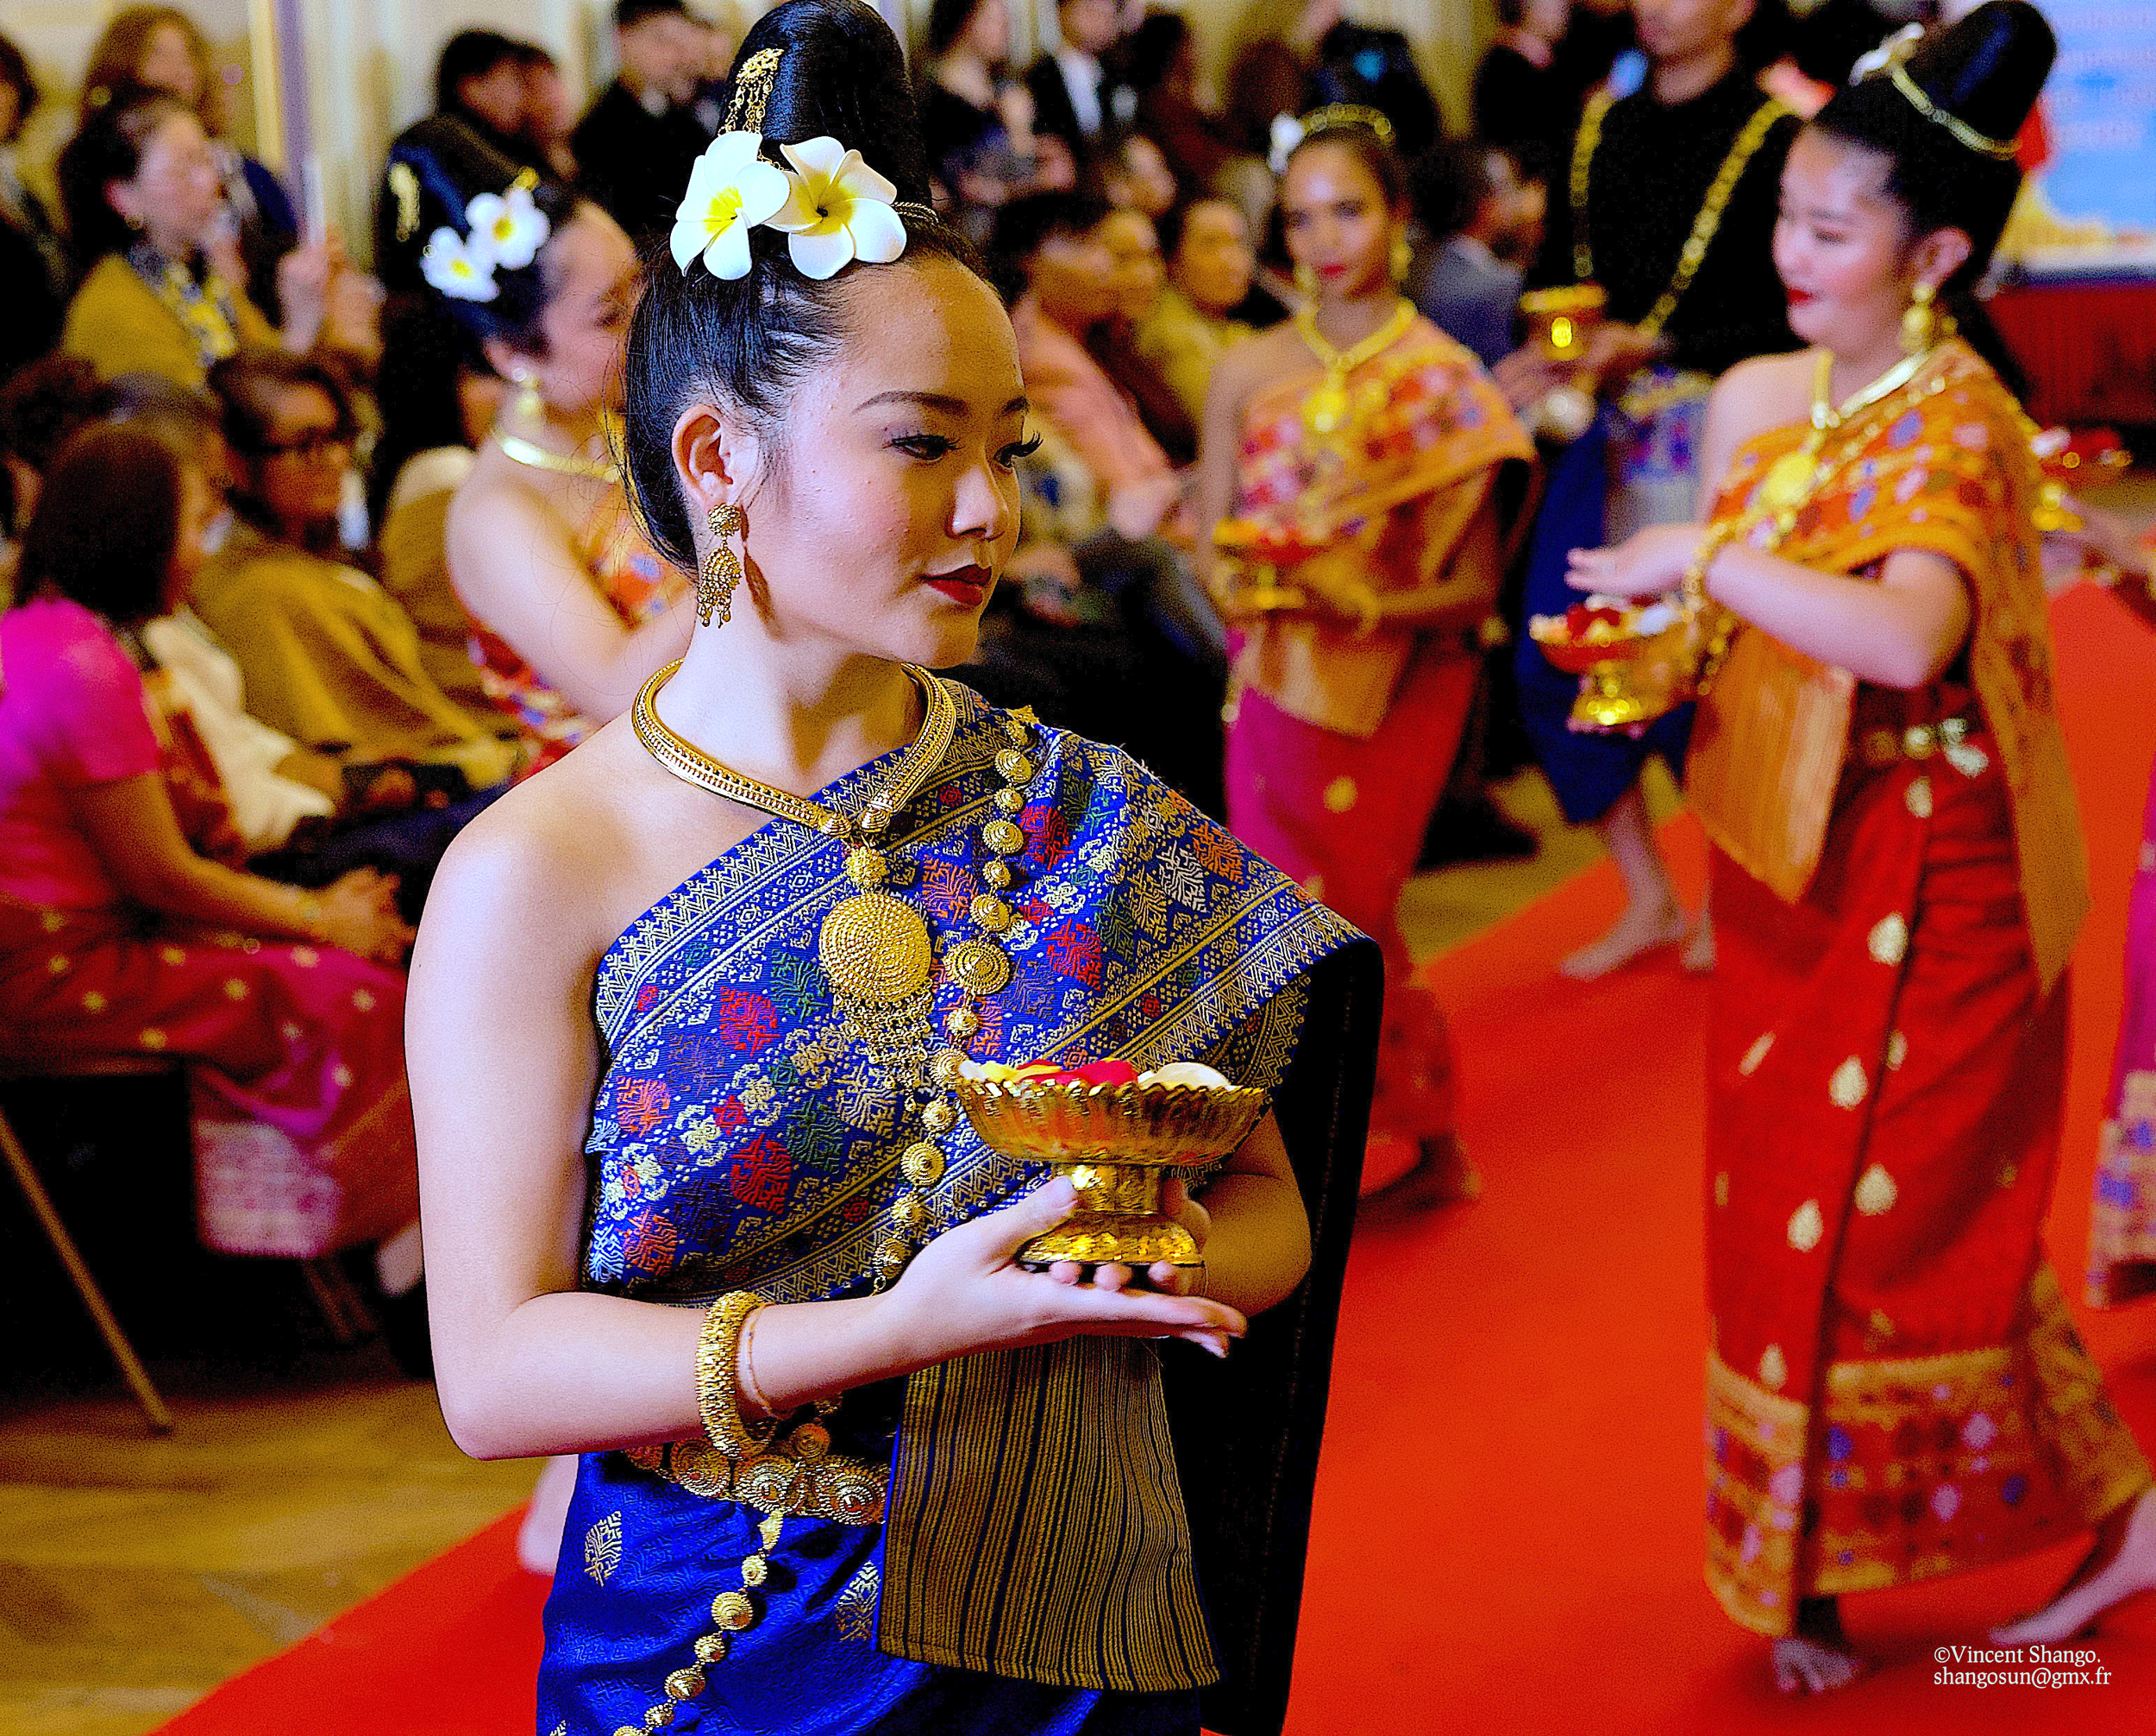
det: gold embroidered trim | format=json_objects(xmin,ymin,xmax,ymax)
[{"xmin": 1704, "ymin": 1349, "xmax": 1809, "ymax": 1635}]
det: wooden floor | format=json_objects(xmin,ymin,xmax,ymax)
[{"xmin": 0, "ymin": 762, "xmax": 1671, "ymax": 1736}]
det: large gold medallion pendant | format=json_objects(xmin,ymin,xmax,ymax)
[
  {"xmin": 818, "ymin": 893, "xmax": 933, "ymax": 1003},
  {"xmin": 1757, "ymin": 450, "xmax": 1817, "ymax": 517}
]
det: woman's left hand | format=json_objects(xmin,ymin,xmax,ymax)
[
  {"xmin": 1051, "ymin": 1177, "xmax": 1213, "ymax": 1299},
  {"xmin": 1566, "ymin": 523, "xmax": 1701, "ymax": 600}
]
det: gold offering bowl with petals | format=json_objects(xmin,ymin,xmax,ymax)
[
  {"xmin": 1529, "ymin": 599, "xmax": 1714, "ymax": 732},
  {"xmin": 954, "ymin": 1080, "xmax": 1269, "ymax": 1273}
]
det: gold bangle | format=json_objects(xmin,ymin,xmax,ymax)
[
  {"xmin": 696, "ymin": 1292, "xmax": 779, "ymax": 1458},
  {"xmin": 1681, "ymin": 540, "xmax": 1718, "ymax": 611},
  {"xmin": 295, "ymin": 891, "xmax": 324, "ymax": 939},
  {"xmin": 738, "ymin": 1307, "xmax": 774, "ymax": 1420}
]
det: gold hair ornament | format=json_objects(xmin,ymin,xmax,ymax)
[
  {"xmin": 724, "ymin": 47, "xmax": 783, "ymax": 134},
  {"xmin": 1887, "ymin": 60, "xmax": 2020, "ymax": 161},
  {"xmin": 1298, "ymin": 103, "xmax": 1395, "ymax": 147}
]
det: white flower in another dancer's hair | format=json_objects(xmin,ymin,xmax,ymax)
[
  {"xmin": 767, "ymin": 136, "xmax": 906, "ymax": 280},
  {"xmin": 420, "ymin": 226, "xmax": 498, "ymax": 302},
  {"xmin": 466, "ymin": 180, "xmax": 550, "ymax": 271},
  {"xmin": 671, "ymin": 132, "xmax": 791, "ymax": 280}
]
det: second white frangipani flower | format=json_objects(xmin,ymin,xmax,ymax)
[
  {"xmin": 467, "ymin": 181, "xmax": 550, "ymax": 271},
  {"xmin": 672, "ymin": 132, "xmax": 792, "ymax": 280},
  {"xmin": 420, "ymin": 225, "xmax": 498, "ymax": 302},
  {"xmin": 767, "ymin": 136, "xmax": 906, "ymax": 280}
]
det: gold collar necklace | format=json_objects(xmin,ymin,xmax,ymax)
[
  {"xmin": 1293, "ymin": 296, "xmax": 1417, "ymax": 434},
  {"xmin": 1809, "ymin": 344, "xmax": 1932, "ymax": 433},
  {"xmin": 633, "ymin": 660, "xmax": 1041, "ymax": 1288},
  {"xmin": 492, "ymin": 409, "xmax": 623, "ymax": 483}
]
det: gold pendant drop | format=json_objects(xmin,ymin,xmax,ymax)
[
  {"xmin": 1758, "ymin": 450, "xmax": 1818, "ymax": 516},
  {"xmin": 818, "ymin": 893, "xmax": 932, "ymax": 1003}
]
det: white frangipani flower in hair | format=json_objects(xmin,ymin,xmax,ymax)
[
  {"xmin": 420, "ymin": 226, "xmax": 498, "ymax": 302},
  {"xmin": 671, "ymin": 132, "xmax": 792, "ymax": 280},
  {"xmin": 466, "ymin": 182, "xmax": 550, "ymax": 271},
  {"xmin": 766, "ymin": 136, "xmax": 906, "ymax": 281}
]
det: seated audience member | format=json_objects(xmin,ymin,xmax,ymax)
[
  {"xmin": 375, "ymin": 32, "xmax": 544, "ymax": 295},
  {"xmin": 425, "ymin": 159, "xmax": 687, "ymax": 772},
  {"xmin": 1122, "ymin": 10, "xmax": 1240, "ymax": 197},
  {"xmin": 367, "ymin": 298, "xmax": 508, "ymax": 722},
  {"xmin": 86, "ymin": 7, "xmax": 299, "ymax": 323},
  {"xmin": 1089, "ymin": 202, "xmax": 1197, "ymax": 465},
  {"xmin": 0, "ymin": 35, "xmax": 69, "ymax": 382},
  {"xmin": 0, "ymin": 423, "xmax": 424, "ymax": 1340},
  {"xmin": 1027, "ymin": 0, "xmax": 1134, "ymax": 174},
  {"xmin": 1100, "ymin": 127, "xmax": 1177, "ymax": 220},
  {"xmin": 58, "ymin": 90, "xmax": 338, "ymax": 388},
  {"xmin": 514, "ymin": 41, "xmax": 580, "ymax": 182},
  {"xmin": 101, "ymin": 373, "xmax": 334, "ymax": 857},
  {"xmin": 1473, "ymin": 0, "xmax": 1576, "ymax": 184},
  {"xmin": 1406, "ymin": 142, "xmax": 1528, "ymax": 370},
  {"xmin": 194, "ymin": 351, "xmax": 514, "ymax": 818},
  {"xmin": 997, "ymin": 193, "xmax": 1185, "ymax": 519},
  {"xmin": 922, "ymin": 0, "xmax": 1072, "ymax": 241},
  {"xmin": 569, "ymin": 0, "xmax": 711, "ymax": 246},
  {"xmin": 0, "ymin": 357, "xmax": 110, "ymax": 594},
  {"xmin": 1139, "ymin": 196, "xmax": 1257, "ymax": 422},
  {"xmin": 962, "ymin": 417, "xmax": 1226, "ymax": 812}
]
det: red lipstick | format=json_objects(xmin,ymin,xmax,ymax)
[
  {"xmin": 1786, "ymin": 288, "xmax": 1815, "ymax": 307},
  {"xmin": 924, "ymin": 564, "xmax": 993, "ymax": 606}
]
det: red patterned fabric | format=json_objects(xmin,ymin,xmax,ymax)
[{"xmin": 1702, "ymin": 681, "xmax": 2148, "ymax": 1633}]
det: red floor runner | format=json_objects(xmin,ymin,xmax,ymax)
[{"xmin": 158, "ymin": 584, "xmax": 2156, "ymax": 1734}]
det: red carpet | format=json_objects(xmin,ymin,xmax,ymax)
[{"xmin": 158, "ymin": 584, "xmax": 2156, "ymax": 1734}]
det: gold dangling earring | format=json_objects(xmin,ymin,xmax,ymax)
[
  {"xmin": 698, "ymin": 502, "xmax": 743, "ymax": 627},
  {"xmin": 1900, "ymin": 280, "xmax": 1937, "ymax": 357},
  {"xmin": 1293, "ymin": 260, "xmax": 1319, "ymax": 300},
  {"xmin": 509, "ymin": 366, "xmax": 545, "ymax": 425},
  {"xmin": 1389, "ymin": 229, "xmax": 1412, "ymax": 285}
]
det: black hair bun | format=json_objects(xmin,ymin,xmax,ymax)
[
  {"xmin": 722, "ymin": 0, "xmax": 930, "ymax": 204},
  {"xmin": 1894, "ymin": 0, "xmax": 2055, "ymax": 147}
]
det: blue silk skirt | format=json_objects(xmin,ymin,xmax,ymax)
[{"xmin": 537, "ymin": 1451, "xmax": 1203, "ymax": 1735}]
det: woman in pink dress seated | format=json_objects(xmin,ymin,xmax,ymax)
[{"xmin": 0, "ymin": 423, "xmax": 423, "ymax": 1332}]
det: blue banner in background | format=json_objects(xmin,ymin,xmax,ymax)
[{"xmin": 2037, "ymin": 0, "xmax": 2156, "ymax": 235}]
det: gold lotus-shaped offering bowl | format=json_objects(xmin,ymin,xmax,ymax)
[
  {"xmin": 1528, "ymin": 595, "xmax": 1712, "ymax": 732},
  {"xmin": 954, "ymin": 1078, "xmax": 1269, "ymax": 1274}
]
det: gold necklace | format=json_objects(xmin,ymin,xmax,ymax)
[
  {"xmin": 492, "ymin": 410, "xmax": 624, "ymax": 482},
  {"xmin": 1570, "ymin": 91, "xmax": 1789, "ymax": 340},
  {"xmin": 1293, "ymin": 297, "xmax": 1417, "ymax": 436},
  {"xmin": 633, "ymin": 662, "xmax": 1040, "ymax": 1285},
  {"xmin": 1755, "ymin": 343, "xmax": 1939, "ymax": 516}
]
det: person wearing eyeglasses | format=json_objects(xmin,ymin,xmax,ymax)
[{"xmin": 188, "ymin": 351, "xmax": 515, "ymax": 918}]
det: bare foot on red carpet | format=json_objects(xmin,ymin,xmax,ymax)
[
  {"xmin": 1559, "ymin": 898, "xmax": 1687, "ymax": 981},
  {"xmin": 1990, "ymin": 1485, "xmax": 2156, "ymax": 1646},
  {"xmin": 1773, "ymin": 1598, "xmax": 1864, "ymax": 1695}
]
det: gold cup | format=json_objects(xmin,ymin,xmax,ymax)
[
  {"xmin": 1520, "ymin": 284, "xmax": 1608, "ymax": 361},
  {"xmin": 954, "ymin": 1079, "xmax": 1269, "ymax": 1272}
]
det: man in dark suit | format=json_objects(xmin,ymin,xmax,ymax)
[
  {"xmin": 570, "ymin": 0, "xmax": 712, "ymax": 246},
  {"xmin": 1025, "ymin": 0, "xmax": 1133, "ymax": 177}
]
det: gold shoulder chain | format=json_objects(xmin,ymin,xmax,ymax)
[{"xmin": 1571, "ymin": 93, "xmax": 1789, "ymax": 340}]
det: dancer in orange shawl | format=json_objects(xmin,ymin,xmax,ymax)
[
  {"xmin": 1569, "ymin": 5, "xmax": 2156, "ymax": 1693},
  {"xmin": 1198, "ymin": 106, "xmax": 1531, "ymax": 1206}
]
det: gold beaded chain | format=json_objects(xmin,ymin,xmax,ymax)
[
  {"xmin": 632, "ymin": 664, "xmax": 1041, "ymax": 1286},
  {"xmin": 1570, "ymin": 92, "xmax": 1789, "ymax": 341}
]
